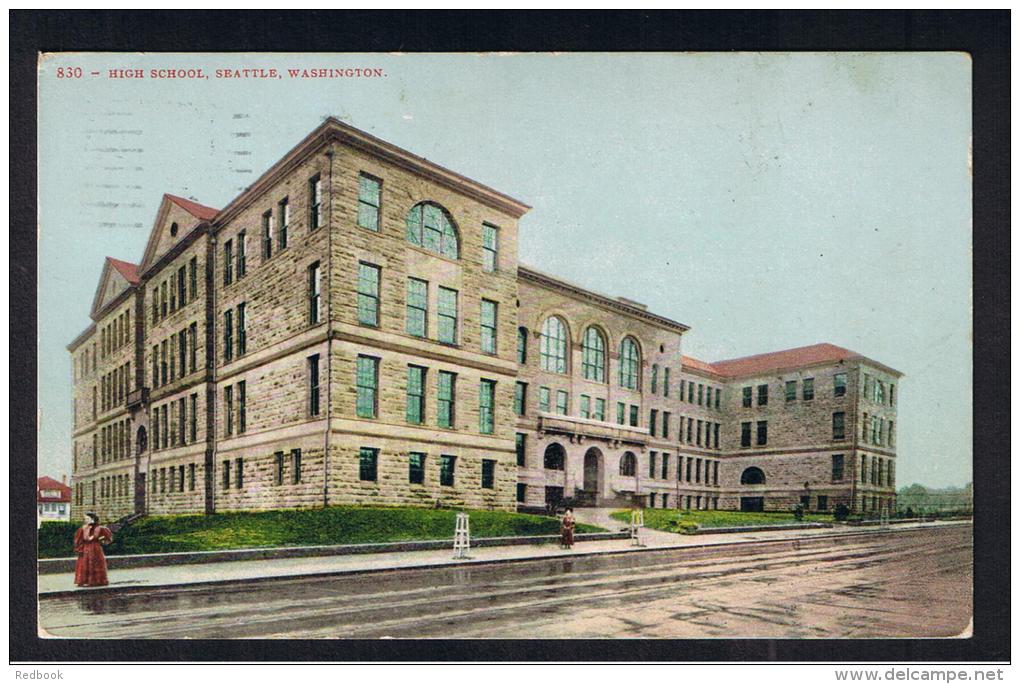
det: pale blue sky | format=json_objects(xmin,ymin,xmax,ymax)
[{"xmin": 37, "ymin": 52, "xmax": 971, "ymax": 487}]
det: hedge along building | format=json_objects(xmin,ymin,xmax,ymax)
[{"xmin": 67, "ymin": 118, "xmax": 899, "ymax": 521}]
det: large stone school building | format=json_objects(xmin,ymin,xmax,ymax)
[{"xmin": 67, "ymin": 118, "xmax": 900, "ymax": 522}]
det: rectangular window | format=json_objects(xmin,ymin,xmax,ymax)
[
  {"xmin": 785, "ymin": 380, "xmax": 797, "ymax": 402},
  {"xmin": 356, "ymin": 356, "xmax": 379, "ymax": 419},
  {"xmin": 481, "ymin": 459, "xmax": 496, "ymax": 489},
  {"xmin": 262, "ymin": 211, "xmax": 273, "ymax": 260},
  {"xmin": 160, "ymin": 281, "xmax": 167, "ymax": 318},
  {"xmin": 406, "ymin": 278, "xmax": 428, "ymax": 337},
  {"xmin": 832, "ymin": 411, "xmax": 846, "ymax": 440},
  {"xmin": 409, "ymin": 452, "xmax": 426, "ymax": 484},
  {"xmin": 834, "ymin": 373, "xmax": 847, "ymax": 397},
  {"xmin": 190, "ymin": 393, "xmax": 198, "ymax": 442},
  {"xmin": 579, "ymin": 394, "xmax": 591, "ymax": 419},
  {"xmin": 756, "ymin": 420, "xmax": 768, "ymax": 446},
  {"xmin": 696, "ymin": 419, "xmax": 703, "ymax": 446},
  {"xmin": 309, "ymin": 175, "xmax": 323, "ymax": 231},
  {"xmin": 223, "ymin": 239, "xmax": 234, "ymax": 285},
  {"xmin": 221, "ymin": 459, "xmax": 230, "ymax": 490},
  {"xmin": 275, "ymin": 451, "xmax": 285, "ymax": 486},
  {"xmin": 515, "ymin": 433, "xmax": 526, "ymax": 467},
  {"xmin": 480, "ymin": 299, "xmax": 498, "ymax": 354},
  {"xmin": 686, "ymin": 417, "xmax": 693, "ymax": 444},
  {"xmin": 170, "ymin": 275, "xmax": 177, "ymax": 312},
  {"xmin": 741, "ymin": 422, "xmax": 752, "ymax": 447},
  {"xmin": 292, "ymin": 449, "xmax": 302, "ymax": 484},
  {"xmin": 482, "ymin": 223, "xmax": 499, "ymax": 272},
  {"xmin": 697, "ymin": 384, "xmax": 704, "ymax": 405},
  {"xmin": 715, "ymin": 388, "xmax": 721, "ymax": 410},
  {"xmin": 556, "ymin": 390, "xmax": 568, "ymax": 415},
  {"xmin": 663, "ymin": 368, "xmax": 670, "ymax": 397},
  {"xmin": 187, "ymin": 322, "xmax": 196, "ymax": 371},
  {"xmin": 517, "ymin": 326, "xmax": 527, "ymax": 364},
  {"xmin": 406, "ymin": 365, "xmax": 426, "ymax": 425},
  {"xmin": 440, "ymin": 455, "xmax": 456, "ymax": 486},
  {"xmin": 223, "ymin": 310, "xmax": 233, "ymax": 363},
  {"xmin": 517, "ymin": 483, "xmax": 527, "ymax": 503},
  {"xmin": 648, "ymin": 451, "xmax": 657, "ymax": 478},
  {"xmin": 151, "ymin": 287, "xmax": 159, "ymax": 324},
  {"xmin": 438, "ymin": 287, "xmax": 458, "ymax": 344},
  {"xmin": 889, "ymin": 384, "xmax": 895, "ymax": 406},
  {"xmin": 514, "ymin": 382, "xmax": 527, "ymax": 417},
  {"xmin": 357, "ymin": 173, "xmax": 381, "ymax": 231},
  {"xmin": 649, "ymin": 409, "xmax": 658, "ymax": 435},
  {"xmin": 629, "ymin": 404, "xmax": 639, "ymax": 427},
  {"xmin": 757, "ymin": 384, "xmax": 768, "ymax": 406},
  {"xmin": 236, "ymin": 302, "xmax": 247, "ymax": 356},
  {"xmin": 889, "ymin": 420, "xmax": 895, "ymax": 446},
  {"xmin": 359, "ymin": 447, "xmax": 378, "ymax": 481},
  {"xmin": 540, "ymin": 387, "xmax": 552, "ymax": 413},
  {"xmin": 687, "ymin": 381, "xmax": 695, "ymax": 403},
  {"xmin": 236, "ymin": 231, "xmax": 246, "ymax": 278},
  {"xmin": 662, "ymin": 453, "xmax": 670, "ymax": 480},
  {"xmin": 742, "ymin": 386, "xmax": 752, "ymax": 408},
  {"xmin": 277, "ymin": 197, "xmax": 289, "ymax": 250},
  {"xmin": 695, "ymin": 459, "xmax": 702, "ymax": 483},
  {"xmin": 177, "ymin": 266, "xmax": 186, "ymax": 308},
  {"xmin": 178, "ymin": 397, "xmax": 186, "ymax": 445},
  {"xmin": 357, "ymin": 262, "xmax": 381, "ymax": 326},
  {"xmin": 479, "ymin": 380, "xmax": 496, "ymax": 434},
  {"xmin": 594, "ymin": 398, "xmax": 606, "ymax": 422},
  {"xmin": 616, "ymin": 401, "xmax": 625, "ymax": 425},
  {"xmin": 803, "ymin": 377, "xmax": 815, "ymax": 401},
  {"xmin": 651, "ymin": 366, "xmax": 658, "ymax": 394},
  {"xmin": 188, "ymin": 463, "xmax": 196, "ymax": 491},
  {"xmin": 831, "ymin": 454, "xmax": 845, "ymax": 482},
  {"xmin": 437, "ymin": 371, "xmax": 456, "ymax": 428},
  {"xmin": 237, "ymin": 380, "xmax": 246, "ymax": 433},
  {"xmin": 680, "ymin": 379, "xmax": 686, "ymax": 402},
  {"xmin": 663, "ymin": 412, "xmax": 670, "ymax": 439},
  {"xmin": 307, "ymin": 261, "xmax": 321, "ymax": 324},
  {"xmin": 308, "ymin": 354, "xmax": 321, "ymax": 416}
]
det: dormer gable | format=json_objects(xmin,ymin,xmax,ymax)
[
  {"xmin": 90, "ymin": 257, "xmax": 139, "ymax": 320},
  {"xmin": 138, "ymin": 193, "xmax": 219, "ymax": 274}
]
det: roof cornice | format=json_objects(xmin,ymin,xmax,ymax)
[
  {"xmin": 518, "ymin": 265, "xmax": 690, "ymax": 334},
  {"xmin": 67, "ymin": 323, "xmax": 96, "ymax": 352},
  {"xmin": 138, "ymin": 222, "xmax": 209, "ymax": 281},
  {"xmin": 212, "ymin": 118, "xmax": 531, "ymax": 229}
]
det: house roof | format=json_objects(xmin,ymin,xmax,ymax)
[
  {"xmin": 683, "ymin": 343, "xmax": 902, "ymax": 379},
  {"xmin": 165, "ymin": 193, "xmax": 219, "ymax": 221},
  {"xmin": 37, "ymin": 476, "xmax": 71, "ymax": 503},
  {"xmin": 681, "ymin": 355, "xmax": 723, "ymax": 377},
  {"xmin": 107, "ymin": 256, "xmax": 140, "ymax": 285}
]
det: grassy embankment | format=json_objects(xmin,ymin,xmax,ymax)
[
  {"xmin": 610, "ymin": 508, "xmax": 833, "ymax": 534},
  {"xmin": 39, "ymin": 506, "xmax": 603, "ymax": 558}
]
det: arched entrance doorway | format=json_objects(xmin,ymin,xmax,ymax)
[
  {"xmin": 581, "ymin": 447, "xmax": 603, "ymax": 506},
  {"xmin": 135, "ymin": 426, "xmax": 148, "ymax": 514},
  {"xmin": 740, "ymin": 466, "xmax": 766, "ymax": 512}
]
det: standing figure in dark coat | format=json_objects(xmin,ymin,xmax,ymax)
[
  {"xmin": 560, "ymin": 508, "xmax": 576, "ymax": 549},
  {"xmin": 74, "ymin": 512, "xmax": 113, "ymax": 587}
]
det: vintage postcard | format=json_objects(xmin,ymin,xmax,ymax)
[{"xmin": 34, "ymin": 51, "xmax": 973, "ymax": 642}]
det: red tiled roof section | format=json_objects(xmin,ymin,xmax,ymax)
[
  {"xmin": 681, "ymin": 355, "xmax": 722, "ymax": 376},
  {"xmin": 710, "ymin": 343, "xmax": 861, "ymax": 378},
  {"xmin": 165, "ymin": 193, "xmax": 219, "ymax": 221},
  {"xmin": 37, "ymin": 476, "xmax": 71, "ymax": 502},
  {"xmin": 107, "ymin": 257, "xmax": 140, "ymax": 284}
]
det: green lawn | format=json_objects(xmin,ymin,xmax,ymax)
[
  {"xmin": 38, "ymin": 506, "xmax": 603, "ymax": 558},
  {"xmin": 611, "ymin": 508, "xmax": 833, "ymax": 534}
]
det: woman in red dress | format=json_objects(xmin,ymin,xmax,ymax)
[{"xmin": 74, "ymin": 512, "xmax": 113, "ymax": 587}]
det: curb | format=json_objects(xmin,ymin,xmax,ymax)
[
  {"xmin": 689, "ymin": 522, "xmax": 833, "ymax": 535},
  {"xmin": 37, "ymin": 521, "xmax": 970, "ymax": 599},
  {"xmin": 37, "ymin": 531, "xmax": 629, "ymax": 574}
]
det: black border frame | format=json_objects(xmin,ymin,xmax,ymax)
[{"xmin": 10, "ymin": 10, "xmax": 1009, "ymax": 663}]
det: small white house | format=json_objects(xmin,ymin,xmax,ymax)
[{"xmin": 38, "ymin": 475, "xmax": 71, "ymax": 526}]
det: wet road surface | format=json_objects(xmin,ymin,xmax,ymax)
[{"xmin": 39, "ymin": 523, "xmax": 971, "ymax": 639}]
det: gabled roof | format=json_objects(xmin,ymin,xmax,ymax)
[
  {"xmin": 138, "ymin": 193, "xmax": 220, "ymax": 275},
  {"xmin": 165, "ymin": 193, "xmax": 219, "ymax": 221},
  {"xmin": 89, "ymin": 256, "xmax": 139, "ymax": 319},
  {"xmin": 681, "ymin": 343, "xmax": 901, "ymax": 379},
  {"xmin": 107, "ymin": 256, "xmax": 140, "ymax": 285},
  {"xmin": 37, "ymin": 476, "xmax": 71, "ymax": 502}
]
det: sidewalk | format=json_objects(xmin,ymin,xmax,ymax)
[{"xmin": 38, "ymin": 519, "xmax": 969, "ymax": 598}]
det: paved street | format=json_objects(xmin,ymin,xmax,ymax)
[{"xmin": 38, "ymin": 523, "xmax": 971, "ymax": 639}]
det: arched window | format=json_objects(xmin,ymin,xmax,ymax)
[
  {"xmin": 406, "ymin": 202, "xmax": 459, "ymax": 259},
  {"xmin": 741, "ymin": 467, "xmax": 766, "ymax": 485},
  {"xmin": 619, "ymin": 337, "xmax": 640, "ymax": 389},
  {"xmin": 540, "ymin": 317, "xmax": 568, "ymax": 374},
  {"xmin": 619, "ymin": 451, "xmax": 637, "ymax": 477},
  {"xmin": 544, "ymin": 443, "xmax": 566, "ymax": 471},
  {"xmin": 582, "ymin": 327, "xmax": 606, "ymax": 382},
  {"xmin": 517, "ymin": 327, "xmax": 528, "ymax": 364}
]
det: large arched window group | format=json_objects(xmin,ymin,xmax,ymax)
[
  {"xmin": 540, "ymin": 316, "xmax": 568, "ymax": 373},
  {"xmin": 582, "ymin": 327, "xmax": 606, "ymax": 382},
  {"xmin": 618, "ymin": 336, "xmax": 641, "ymax": 389},
  {"xmin": 406, "ymin": 202, "xmax": 459, "ymax": 259}
]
